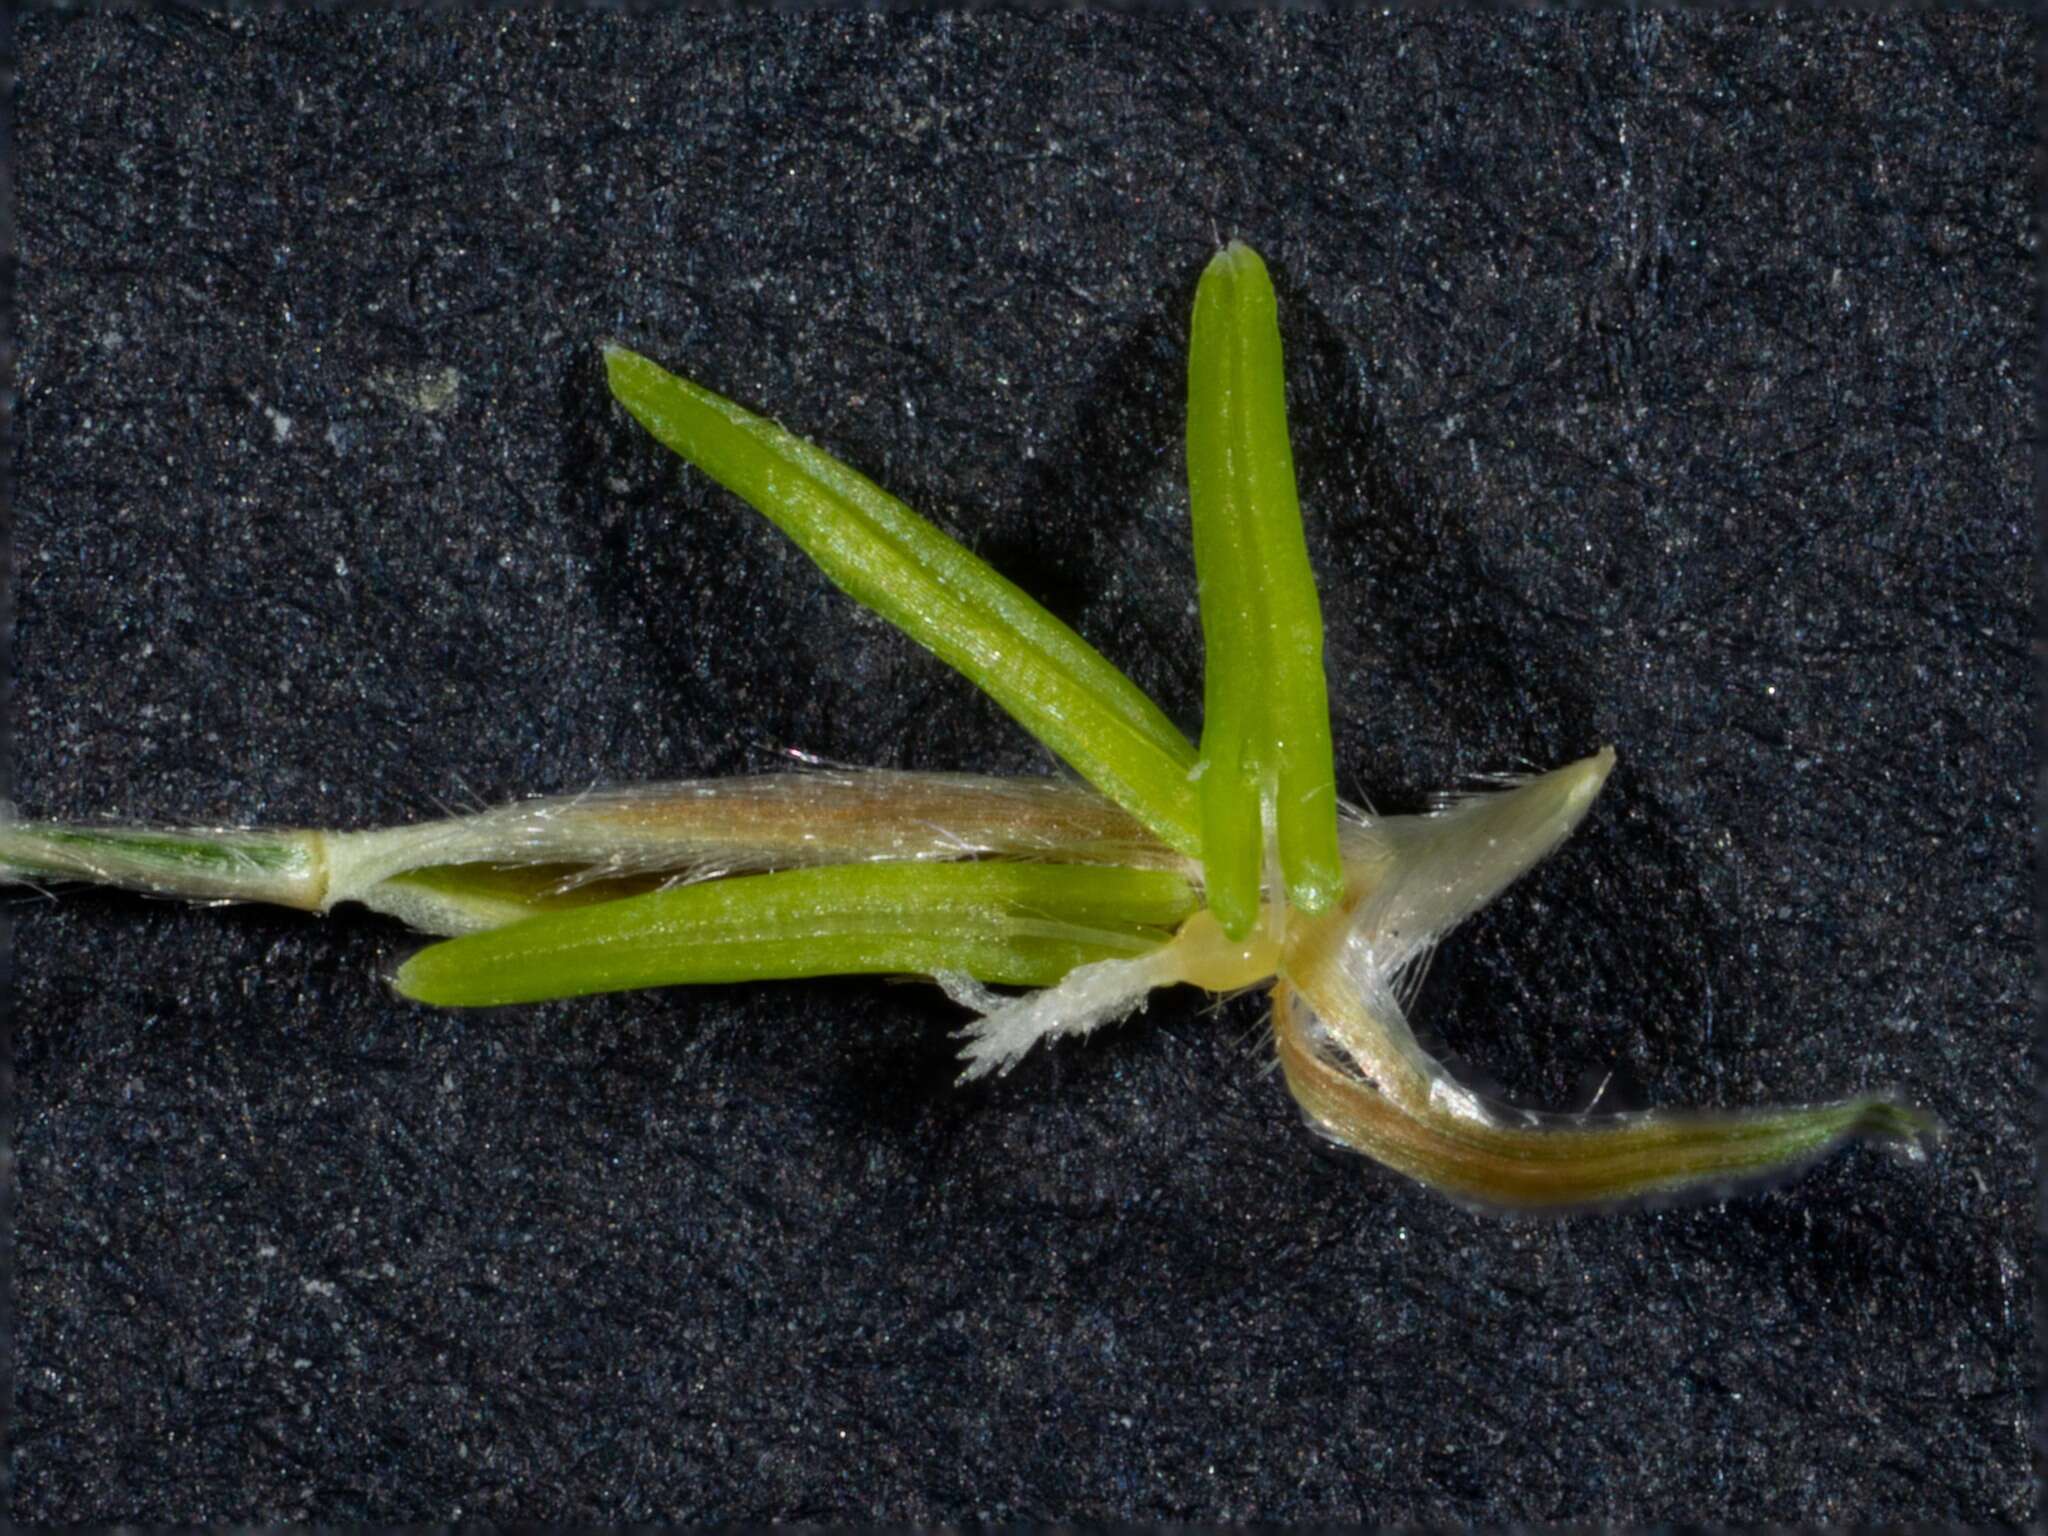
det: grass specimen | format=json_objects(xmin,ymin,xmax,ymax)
[{"xmin": 5, "ymin": 243, "xmax": 1938, "ymax": 1209}]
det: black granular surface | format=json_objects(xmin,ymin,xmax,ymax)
[{"xmin": 11, "ymin": 13, "xmax": 2032, "ymax": 1523}]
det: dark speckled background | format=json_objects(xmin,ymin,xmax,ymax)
[{"xmin": 9, "ymin": 11, "xmax": 2032, "ymax": 1523}]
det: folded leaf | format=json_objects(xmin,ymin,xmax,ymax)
[
  {"xmin": 1186, "ymin": 243, "xmax": 1343, "ymax": 938},
  {"xmin": 394, "ymin": 860, "xmax": 1198, "ymax": 1006},
  {"xmin": 605, "ymin": 344, "xmax": 1202, "ymax": 856}
]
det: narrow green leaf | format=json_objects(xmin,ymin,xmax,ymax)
[
  {"xmin": 604, "ymin": 345, "xmax": 1201, "ymax": 856},
  {"xmin": 1186, "ymin": 243, "xmax": 1344, "ymax": 938},
  {"xmin": 394, "ymin": 860, "xmax": 1198, "ymax": 1007}
]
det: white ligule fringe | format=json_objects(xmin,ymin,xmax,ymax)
[{"xmin": 942, "ymin": 951, "xmax": 1178, "ymax": 1082}]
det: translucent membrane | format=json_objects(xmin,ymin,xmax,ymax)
[
  {"xmin": 394, "ymin": 861, "xmax": 1199, "ymax": 1007},
  {"xmin": 605, "ymin": 344, "xmax": 1202, "ymax": 856},
  {"xmin": 1186, "ymin": 242, "xmax": 1343, "ymax": 938},
  {"xmin": 1284, "ymin": 752, "xmax": 1620, "ymax": 1116}
]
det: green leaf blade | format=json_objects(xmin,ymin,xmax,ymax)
[
  {"xmin": 1186, "ymin": 243, "xmax": 1344, "ymax": 936},
  {"xmin": 393, "ymin": 860, "xmax": 1198, "ymax": 1007},
  {"xmin": 603, "ymin": 345, "xmax": 1201, "ymax": 856}
]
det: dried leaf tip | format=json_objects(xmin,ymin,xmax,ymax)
[{"xmin": 1274, "ymin": 982, "xmax": 1941, "ymax": 1212}]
